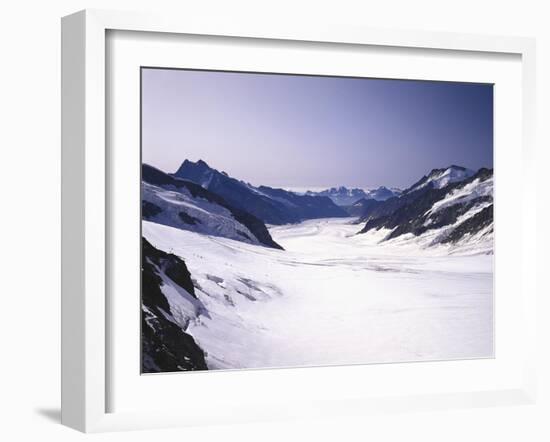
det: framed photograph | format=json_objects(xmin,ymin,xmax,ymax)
[{"xmin": 61, "ymin": 9, "xmax": 538, "ymax": 432}]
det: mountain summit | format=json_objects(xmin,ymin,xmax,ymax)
[
  {"xmin": 173, "ymin": 159, "xmax": 348, "ymax": 224},
  {"xmin": 404, "ymin": 165, "xmax": 475, "ymax": 194}
]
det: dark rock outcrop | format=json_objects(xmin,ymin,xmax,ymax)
[
  {"xmin": 358, "ymin": 167, "xmax": 493, "ymax": 244},
  {"xmin": 141, "ymin": 238, "xmax": 208, "ymax": 373},
  {"xmin": 441, "ymin": 204, "xmax": 493, "ymax": 244}
]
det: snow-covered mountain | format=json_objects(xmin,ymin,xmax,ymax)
[
  {"xmin": 365, "ymin": 186, "xmax": 402, "ymax": 201},
  {"xmin": 305, "ymin": 187, "xmax": 368, "ymax": 206},
  {"xmin": 142, "ymin": 164, "xmax": 282, "ymax": 249},
  {"xmin": 403, "ymin": 165, "xmax": 475, "ymax": 194},
  {"xmin": 174, "ymin": 159, "xmax": 348, "ymax": 224},
  {"xmin": 141, "ymin": 162, "xmax": 494, "ymax": 372},
  {"xmin": 305, "ymin": 186, "xmax": 401, "ymax": 206},
  {"xmin": 358, "ymin": 167, "xmax": 493, "ymax": 249}
]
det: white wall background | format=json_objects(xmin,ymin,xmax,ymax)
[{"xmin": 0, "ymin": 1, "xmax": 547, "ymax": 441}]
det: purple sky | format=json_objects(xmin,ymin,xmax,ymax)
[{"xmin": 142, "ymin": 68, "xmax": 493, "ymax": 189}]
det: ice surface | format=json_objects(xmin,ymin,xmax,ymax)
[{"xmin": 143, "ymin": 217, "xmax": 493, "ymax": 370}]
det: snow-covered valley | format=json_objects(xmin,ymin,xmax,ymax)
[{"xmin": 143, "ymin": 217, "xmax": 494, "ymax": 371}]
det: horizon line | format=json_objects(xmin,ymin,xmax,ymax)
[{"xmin": 142, "ymin": 159, "xmax": 490, "ymax": 192}]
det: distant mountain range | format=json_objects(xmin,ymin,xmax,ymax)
[
  {"xmin": 142, "ymin": 160, "xmax": 493, "ymax": 249},
  {"xmin": 174, "ymin": 159, "xmax": 348, "ymax": 224},
  {"xmin": 305, "ymin": 186, "xmax": 401, "ymax": 207}
]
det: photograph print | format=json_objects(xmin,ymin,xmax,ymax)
[{"xmin": 141, "ymin": 68, "xmax": 494, "ymax": 373}]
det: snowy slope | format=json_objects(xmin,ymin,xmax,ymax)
[
  {"xmin": 359, "ymin": 167, "xmax": 493, "ymax": 249},
  {"xmin": 427, "ymin": 174, "xmax": 493, "ymax": 216},
  {"xmin": 404, "ymin": 165, "xmax": 475, "ymax": 194},
  {"xmin": 143, "ymin": 181, "xmax": 262, "ymax": 246},
  {"xmin": 142, "ymin": 163, "xmax": 282, "ymax": 249},
  {"xmin": 143, "ymin": 218, "xmax": 493, "ymax": 371}
]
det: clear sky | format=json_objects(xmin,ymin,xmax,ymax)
[{"xmin": 141, "ymin": 68, "xmax": 493, "ymax": 189}]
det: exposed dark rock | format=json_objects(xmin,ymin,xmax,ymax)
[
  {"xmin": 441, "ymin": 204, "xmax": 493, "ymax": 244},
  {"xmin": 141, "ymin": 238, "xmax": 208, "ymax": 373},
  {"xmin": 346, "ymin": 197, "xmax": 384, "ymax": 217},
  {"xmin": 385, "ymin": 196, "xmax": 491, "ymax": 240},
  {"xmin": 358, "ymin": 168, "xmax": 493, "ymax": 244},
  {"xmin": 178, "ymin": 211, "xmax": 201, "ymax": 225},
  {"xmin": 142, "ymin": 200, "xmax": 162, "ymax": 218}
]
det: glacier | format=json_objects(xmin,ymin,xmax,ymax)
[{"xmin": 143, "ymin": 216, "xmax": 493, "ymax": 371}]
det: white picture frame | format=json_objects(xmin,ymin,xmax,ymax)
[{"xmin": 61, "ymin": 9, "xmax": 538, "ymax": 433}]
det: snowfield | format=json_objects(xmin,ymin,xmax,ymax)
[
  {"xmin": 142, "ymin": 181, "xmax": 262, "ymax": 246},
  {"xmin": 143, "ymin": 217, "xmax": 493, "ymax": 370}
]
